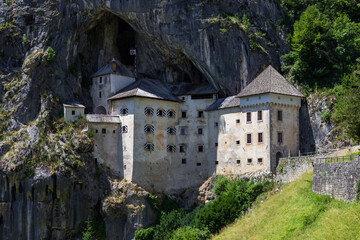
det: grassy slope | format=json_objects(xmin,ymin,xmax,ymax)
[{"xmin": 213, "ymin": 172, "xmax": 360, "ymax": 240}]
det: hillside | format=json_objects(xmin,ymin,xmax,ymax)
[{"xmin": 213, "ymin": 172, "xmax": 360, "ymax": 240}]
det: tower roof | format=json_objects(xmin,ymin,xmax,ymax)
[
  {"xmin": 236, "ymin": 65, "xmax": 304, "ymax": 98},
  {"xmin": 206, "ymin": 96, "xmax": 240, "ymax": 111},
  {"xmin": 90, "ymin": 59, "xmax": 134, "ymax": 78}
]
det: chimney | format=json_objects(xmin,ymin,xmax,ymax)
[{"xmin": 111, "ymin": 58, "xmax": 116, "ymax": 72}]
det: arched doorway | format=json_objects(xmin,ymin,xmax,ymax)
[
  {"xmin": 276, "ymin": 152, "xmax": 282, "ymax": 168},
  {"xmin": 95, "ymin": 106, "xmax": 106, "ymax": 115}
]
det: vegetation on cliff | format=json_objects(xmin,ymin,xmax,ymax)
[{"xmin": 213, "ymin": 172, "xmax": 360, "ymax": 240}]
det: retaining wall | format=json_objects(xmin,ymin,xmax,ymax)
[
  {"xmin": 276, "ymin": 155, "xmax": 317, "ymax": 183},
  {"xmin": 312, "ymin": 159, "xmax": 360, "ymax": 202}
]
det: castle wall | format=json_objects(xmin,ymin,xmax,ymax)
[
  {"xmin": 64, "ymin": 107, "xmax": 84, "ymax": 122},
  {"xmin": 111, "ymin": 98, "xmax": 135, "ymax": 180}
]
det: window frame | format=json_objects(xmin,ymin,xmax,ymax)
[
  {"xmin": 246, "ymin": 133, "xmax": 252, "ymax": 144},
  {"xmin": 246, "ymin": 112, "xmax": 251, "ymax": 123},
  {"xmin": 247, "ymin": 158, "xmax": 253, "ymax": 165},
  {"xmin": 198, "ymin": 110, "xmax": 204, "ymax": 118},
  {"xmin": 258, "ymin": 111, "xmax": 262, "ymax": 121},
  {"xmin": 278, "ymin": 110, "xmax": 283, "ymax": 121},
  {"xmin": 198, "ymin": 145, "xmax": 204, "ymax": 153},
  {"xmin": 278, "ymin": 132, "xmax": 283, "ymax": 144},
  {"xmin": 258, "ymin": 132, "xmax": 263, "ymax": 143}
]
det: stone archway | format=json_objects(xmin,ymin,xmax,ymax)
[
  {"xmin": 95, "ymin": 106, "xmax": 106, "ymax": 114},
  {"xmin": 276, "ymin": 152, "xmax": 282, "ymax": 169}
]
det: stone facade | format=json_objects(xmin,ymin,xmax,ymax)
[
  {"xmin": 313, "ymin": 159, "xmax": 360, "ymax": 202},
  {"xmin": 63, "ymin": 103, "xmax": 85, "ymax": 122}
]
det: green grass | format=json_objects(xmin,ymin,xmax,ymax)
[{"xmin": 213, "ymin": 172, "xmax": 360, "ymax": 240}]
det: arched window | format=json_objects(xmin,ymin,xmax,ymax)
[
  {"xmin": 157, "ymin": 108, "xmax": 166, "ymax": 117},
  {"xmin": 167, "ymin": 145, "xmax": 176, "ymax": 152},
  {"xmin": 144, "ymin": 107, "xmax": 154, "ymax": 116},
  {"xmin": 167, "ymin": 109, "xmax": 176, "ymax": 118},
  {"xmin": 144, "ymin": 125, "xmax": 155, "ymax": 133},
  {"xmin": 144, "ymin": 143, "xmax": 155, "ymax": 152},
  {"xmin": 167, "ymin": 127, "xmax": 176, "ymax": 135},
  {"xmin": 120, "ymin": 108, "xmax": 128, "ymax": 116}
]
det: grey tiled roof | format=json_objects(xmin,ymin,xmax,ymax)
[
  {"xmin": 108, "ymin": 78, "xmax": 182, "ymax": 102},
  {"xmin": 63, "ymin": 103, "xmax": 85, "ymax": 108},
  {"xmin": 86, "ymin": 114, "xmax": 121, "ymax": 123},
  {"xmin": 237, "ymin": 65, "xmax": 304, "ymax": 98},
  {"xmin": 206, "ymin": 96, "xmax": 240, "ymax": 111},
  {"xmin": 90, "ymin": 59, "xmax": 134, "ymax": 78},
  {"xmin": 168, "ymin": 83, "xmax": 218, "ymax": 96}
]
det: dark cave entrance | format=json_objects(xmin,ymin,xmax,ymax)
[{"xmin": 117, "ymin": 19, "xmax": 135, "ymax": 66}]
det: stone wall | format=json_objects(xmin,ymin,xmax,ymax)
[
  {"xmin": 312, "ymin": 159, "xmax": 360, "ymax": 202},
  {"xmin": 276, "ymin": 155, "xmax": 316, "ymax": 183}
]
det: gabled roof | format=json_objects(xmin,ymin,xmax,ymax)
[
  {"xmin": 168, "ymin": 83, "xmax": 218, "ymax": 96},
  {"xmin": 90, "ymin": 59, "xmax": 134, "ymax": 78},
  {"xmin": 236, "ymin": 65, "xmax": 304, "ymax": 98},
  {"xmin": 63, "ymin": 103, "xmax": 85, "ymax": 108},
  {"xmin": 206, "ymin": 96, "xmax": 240, "ymax": 111},
  {"xmin": 108, "ymin": 78, "xmax": 182, "ymax": 102},
  {"xmin": 86, "ymin": 114, "xmax": 121, "ymax": 123}
]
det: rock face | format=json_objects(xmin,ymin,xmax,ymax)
[{"xmin": 0, "ymin": 0, "xmax": 287, "ymax": 122}]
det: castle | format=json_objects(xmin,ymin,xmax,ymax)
[{"xmin": 64, "ymin": 59, "xmax": 304, "ymax": 193}]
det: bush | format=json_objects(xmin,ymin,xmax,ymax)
[
  {"xmin": 135, "ymin": 227, "xmax": 155, "ymax": 240},
  {"xmin": 170, "ymin": 226, "xmax": 211, "ymax": 240},
  {"xmin": 153, "ymin": 210, "xmax": 186, "ymax": 240},
  {"xmin": 46, "ymin": 47, "xmax": 56, "ymax": 61},
  {"xmin": 321, "ymin": 109, "xmax": 331, "ymax": 122}
]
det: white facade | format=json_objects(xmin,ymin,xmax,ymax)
[{"xmin": 63, "ymin": 104, "xmax": 85, "ymax": 122}]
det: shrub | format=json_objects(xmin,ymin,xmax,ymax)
[
  {"xmin": 46, "ymin": 47, "xmax": 56, "ymax": 61},
  {"xmin": 170, "ymin": 226, "xmax": 211, "ymax": 240},
  {"xmin": 321, "ymin": 109, "xmax": 331, "ymax": 122},
  {"xmin": 153, "ymin": 209, "xmax": 186, "ymax": 240},
  {"xmin": 135, "ymin": 226, "xmax": 155, "ymax": 240}
]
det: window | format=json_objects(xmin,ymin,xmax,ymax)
[
  {"xmin": 182, "ymin": 158, "xmax": 187, "ymax": 164},
  {"xmin": 215, "ymin": 142, "xmax": 218, "ymax": 147},
  {"xmin": 258, "ymin": 158, "xmax": 263, "ymax": 164},
  {"xmin": 144, "ymin": 107, "xmax": 154, "ymax": 116},
  {"xmin": 278, "ymin": 110, "xmax": 283, "ymax": 121},
  {"xmin": 278, "ymin": 132, "xmax": 283, "ymax": 144},
  {"xmin": 99, "ymin": 91, "xmax": 102, "ymax": 98},
  {"xmin": 167, "ymin": 110, "xmax": 176, "ymax": 118},
  {"xmin": 120, "ymin": 108, "xmax": 128, "ymax": 116},
  {"xmin": 180, "ymin": 127, "xmax": 187, "ymax": 135},
  {"xmin": 236, "ymin": 160, "xmax": 241, "ymax": 164},
  {"xmin": 95, "ymin": 129, "xmax": 98, "ymax": 133},
  {"xmin": 144, "ymin": 125, "xmax": 154, "ymax": 133},
  {"xmin": 181, "ymin": 111, "xmax": 187, "ymax": 118},
  {"xmin": 192, "ymin": 94, "xmax": 213, "ymax": 99},
  {"xmin": 198, "ymin": 111, "xmax": 204, "ymax": 118},
  {"xmin": 157, "ymin": 109, "xmax": 165, "ymax": 117},
  {"xmin": 179, "ymin": 145, "xmax": 186, "ymax": 153},
  {"xmin": 102, "ymin": 128, "xmax": 106, "ymax": 134},
  {"xmin": 113, "ymin": 130, "xmax": 116, "ymax": 133},
  {"xmin": 99, "ymin": 77, "xmax": 102, "ymax": 84},
  {"xmin": 182, "ymin": 97, "xmax": 186, "ymax": 101},
  {"xmin": 236, "ymin": 140, "xmax": 240, "ymax": 145},
  {"xmin": 236, "ymin": 119, "xmax": 240, "ymax": 124},
  {"xmin": 247, "ymin": 158, "xmax": 252, "ymax": 164},
  {"xmin": 215, "ymin": 161, "xmax": 219, "ymax": 165},
  {"xmin": 198, "ymin": 128, "xmax": 203, "ymax": 135},
  {"xmin": 144, "ymin": 143, "xmax": 154, "ymax": 151},
  {"xmin": 167, "ymin": 145, "xmax": 176, "ymax": 152},
  {"xmin": 258, "ymin": 111, "xmax": 262, "ymax": 121},
  {"xmin": 246, "ymin": 112, "xmax": 251, "ymax": 122},
  {"xmin": 122, "ymin": 125, "xmax": 128, "ymax": 133},
  {"xmin": 247, "ymin": 134, "xmax": 252, "ymax": 144},
  {"xmin": 71, "ymin": 110, "xmax": 75, "ymax": 115},
  {"xmin": 197, "ymin": 162, "xmax": 202, "ymax": 166},
  {"xmin": 258, "ymin": 133, "xmax": 263, "ymax": 143},
  {"xmin": 215, "ymin": 122, "xmax": 218, "ymax": 127},
  {"xmin": 198, "ymin": 145, "xmax": 204, "ymax": 152},
  {"xmin": 167, "ymin": 127, "xmax": 176, "ymax": 135}
]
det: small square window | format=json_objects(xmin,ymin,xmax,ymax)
[
  {"xmin": 180, "ymin": 128, "xmax": 186, "ymax": 135},
  {"xmin": 180, "ymin": 145, "xmax": 186, "ymax": 153},
  {"xmin": 247, "ymin": 134, "xmax": 252, "ymax": 144},
  {"xmin": 215, "ymin": 122, "xmax": 218, "ymax": 127},
  {"xmin": 182, "ymin": 97, "xmax": 185, "ymax": 101},
  {"xmin": 122, "ymin": 126, "xmax": 128, "ymax": 133},
  {"xmin": 215, "ymin": 161, "xmax": 219, "ymax": 165},
  {"xmin": 113, "ymin": 130, "xmax": 116, "ymax": 133},
  {"xmin": 198, "ymin": 128, "xmax": 203, "ymax": 135},
  {"xmin": 95, "ymin": 129, "xmax": 98, "ymax": 133},
  {"xmin": 182, "ymin": 158, "xmax": 187, "ymax": 164},
  {"xmin": 198, "ymin": 111, "xmax": 204, "ymax": 118},
  {"xmin": 197, "ymin": 163, "xmax": 202, "ymax": 166},
  {"xmin": 247, "ymin": 158, "xmax": 252, "ymax": 164},
  {"xmin": 236, "ymin": 119, "xmax": 240, "ymax": 124},
  {"xmin": 102, "ymin": 128, "xmax": 106, "ymax": 134},
  {"xmin": 246, "ymin": 112, "xmax": 251, "ymax": 122},
  {"xmin": 198, "ymin": 145, "xmax": 204, "ymax": 152},
  {"xmin": 215, "ymin": 142, "xmax": 218, "ymax": 147},
  {"xmin": 236, "ymin": 140, "xmax": 240, "ymax": 145},
  {"xmin": 258, "ymin": 158, "xmax": 263, "ymax": 164},
  {"xmin": 181, "ymin": 111, "xmax": 187, "ymax": 118},
  {"xmin": 236, "ymin": 160, "xmax": 241, "ymax": 164},
  {"xmin": 71, "ymin": 110, "xmax": 75, "ymax": 115}
]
